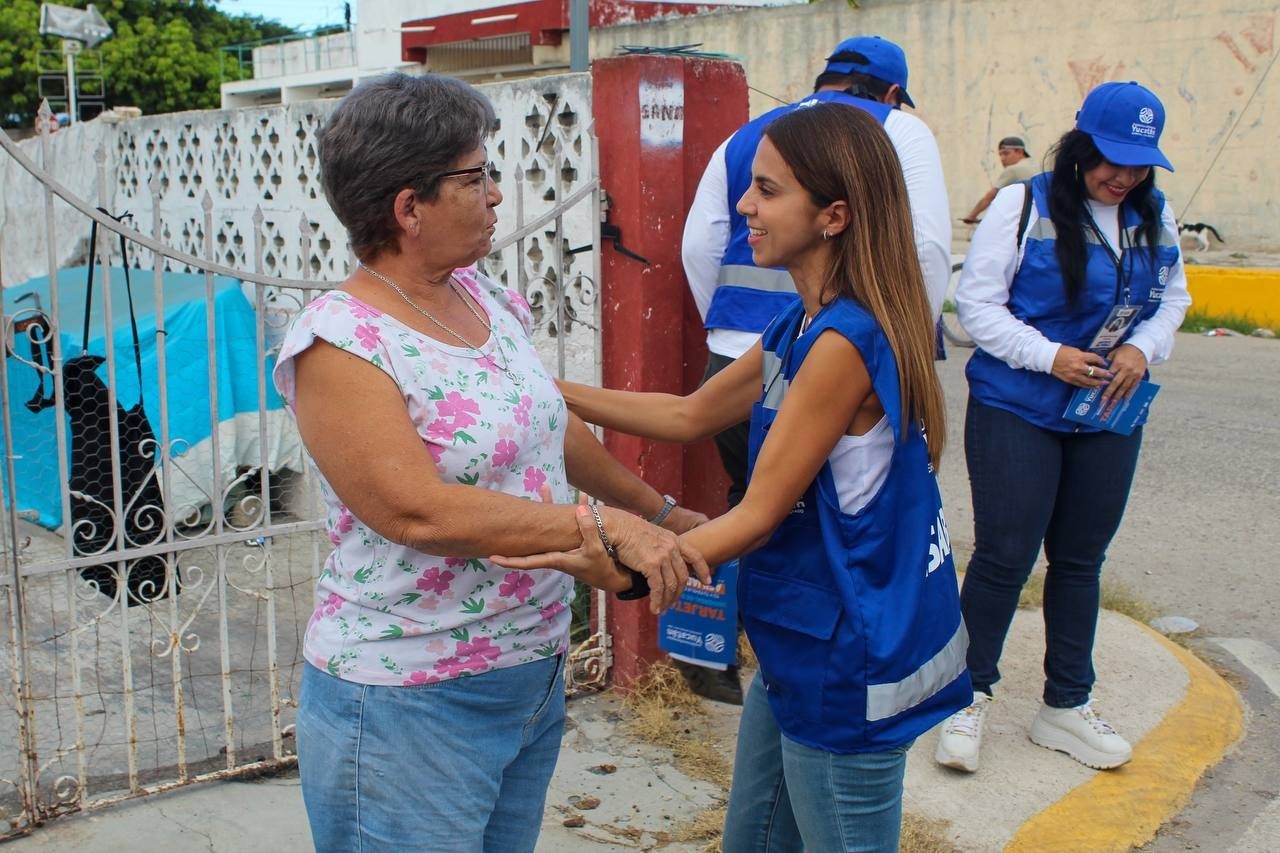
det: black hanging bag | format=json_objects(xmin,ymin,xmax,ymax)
[{"xmin": 34, "ymin": 211, "xmax": 177, "ymax": 606}]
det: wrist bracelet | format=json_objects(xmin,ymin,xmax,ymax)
[
  {"xmin": 648, "ymin": 494, "xmax": 677, "ymax": 526},
  {"xmin": 587, "ymin": 504, "xmax": 619, "ymax": 561}
]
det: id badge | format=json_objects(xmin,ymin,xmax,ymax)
[{"xmin": 1086, "ymin": 305, "xmax": 1140, "ymax": 354}]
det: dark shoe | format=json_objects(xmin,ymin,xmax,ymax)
[{"xmin": 674, "ymin": 660, "xmax": 743, "ymax": 705}]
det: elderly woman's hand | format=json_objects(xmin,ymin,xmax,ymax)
[
  {"xmin": 489, "ymin": 501, "xmax": 636, "ymax": 594},
  {"xmin": 489, "ymin": 496, "xmax": 711, "ymax": 614},
  {"xmin": 603, "ymin": 508, "xmax": 712, "ymax": 612},
  {"xmin": 1051, "ymin": 344, "xmax": 1113, "ymax": 388}
]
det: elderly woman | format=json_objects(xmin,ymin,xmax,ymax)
[{"xmin": 272, "ymin": 73, "xmax": 709, "ymax": 852}]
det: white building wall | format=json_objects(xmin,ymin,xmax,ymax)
[{"xmin": 590, "ymin": 0, "xmax": 1280, "ymax": 250}]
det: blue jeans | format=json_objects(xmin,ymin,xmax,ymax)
[
  {"xmin": 722, "ymin": 673, "xmax": 910, "ymax": 853},
  {"xmin": 961, "ymin": 399, "xmax": 1142, "ymax": 708},
  {"xmin": 297, "ymin": 655, "xmax": 565, "ymax": 853}
]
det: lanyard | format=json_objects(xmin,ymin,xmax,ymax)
[{"xmin": 1085, "ymin": 212, "xmax": 1133, "ymax": 306}]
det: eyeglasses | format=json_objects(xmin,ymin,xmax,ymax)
[{"xmin": 437, "ymin": 161, "xmax": 495, "ymax": 185}]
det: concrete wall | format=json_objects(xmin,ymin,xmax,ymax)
[{"xmin": 591, "ymin": 0, "xmax": 1280, "ymax": 250}]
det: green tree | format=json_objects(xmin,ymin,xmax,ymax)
[
  {"xmin": 0, "ymin": 0, "xmax": 297, "ymax": 128},
  {"xmin": 0, "ymin": 1, "xmax": 45, "ymax": 126}
]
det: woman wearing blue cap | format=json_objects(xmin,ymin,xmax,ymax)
[{"xmin": 936, "ymin": 82, "xmax": 1191, "ymax": 773}]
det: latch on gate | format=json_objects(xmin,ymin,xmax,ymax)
[{"xmin": 568, "ymin": 190, "xmax": 651, "ymax": 267}]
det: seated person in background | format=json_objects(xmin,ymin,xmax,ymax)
[{"xmin": 962, "ymin": 136, "xmax": 1037, "ymax": 223}]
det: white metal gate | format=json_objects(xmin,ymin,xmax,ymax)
[{"xmin": 0, "ymin": 79, "xmax": 606, "ymax": 838}]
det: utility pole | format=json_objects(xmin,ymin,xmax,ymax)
[
  {"xmin": 63, "ymin": 39, "xmax": 80, "ymax": 126},
  {"xmin": 38, "ymin": 3, "xmax": 113, "ymax": 124},
  {"xmin": 570, "ymin": 0, "xmax": 588, "ymax": 72}
]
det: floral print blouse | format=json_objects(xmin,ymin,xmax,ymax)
[{"xmin": 273, "ymin": 267, "xmax": 574, "ymax": 686}]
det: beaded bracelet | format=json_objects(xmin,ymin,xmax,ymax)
[
  {"xmin": 648, "ymin": 494, "xmax": 677, "ymax": 526},
  {"xmin": 587, "ymin": 504, "xmax": 619, "ymax": 561}
]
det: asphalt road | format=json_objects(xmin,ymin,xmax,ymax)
[{"xmin": 935, "ymin": 330, "xmax": 1280, "ymax": 851}]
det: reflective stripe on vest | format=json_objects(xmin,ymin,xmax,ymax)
[{"xmin": 866, "ymin": 622, "xmax": 969, "ymax": 722}]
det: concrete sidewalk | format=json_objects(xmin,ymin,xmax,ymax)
[{"xmin": 5, "ymin": 604, "xmax": 1240, "ymax": 853}]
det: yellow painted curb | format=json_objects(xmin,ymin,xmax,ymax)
[
  {"xmin": 1185, "ymin": 266, "xmax": 1280, "ymax": 327},
  {"xmin": 1005, "ymin": 623, "xmax": 1243, "ymax": 853}
]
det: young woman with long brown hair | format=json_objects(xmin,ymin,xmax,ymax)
[{"xmin": 497, "ymin": 102, "xmax": 970, "ymax": 851}]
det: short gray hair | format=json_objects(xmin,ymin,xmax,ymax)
[{"xmin": 318, "ymin": 73, "xmax": 497, "ymax": 261}]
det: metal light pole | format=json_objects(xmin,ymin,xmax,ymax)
[
  {"xmin": 569, "ymin": 0, "xmax": 588, "ymax": 72},
  {"xmin": 63, "ymin": 39, "xmax": 80, "ymax": 125},
  {"xmin": 38, "ymin": 3, "xmax": 113, "ymax": 125}
]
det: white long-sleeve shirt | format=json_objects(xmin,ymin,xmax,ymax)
[
  {"xmin": 955, "ymin": 183, "xmax": 1191, "ymax": 373},
  {"xmin": 682, "ymin": 108, "xmax": 952, "ymax": 359}
]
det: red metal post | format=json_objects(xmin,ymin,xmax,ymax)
[{"xmin": 591, "ymin": 55, "xmax": 747, "ymax": 689}]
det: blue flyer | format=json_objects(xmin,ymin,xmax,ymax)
[
  {"xmin": 1062, "ymin": 380, "xmax": 1160, "ymax": 435},
  {"xmin": 658, "ymin": 560, "xmax": 738, "ymax": 667}
]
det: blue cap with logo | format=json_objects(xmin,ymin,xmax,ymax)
[
  {"xmin": 1075, "ymin": 81, "xmax": 1174, "ymax": 172},
  {"xmin": 823, "ymin": 36, "xmax": 915, "ymax": 108}
]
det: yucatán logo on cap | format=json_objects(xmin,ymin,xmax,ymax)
[{"xmin": 1131, "ymin": 105, "xmax": 1157, "ymax": 139}]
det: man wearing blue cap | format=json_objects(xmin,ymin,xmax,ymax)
[{"xmin": 677, "ymin": 35, "xmax": 950, "ymax": 704}]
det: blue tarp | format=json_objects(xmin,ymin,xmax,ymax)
[{"xmin": 2, "ymin": 266, "xmax": 288, "ymax": 529}]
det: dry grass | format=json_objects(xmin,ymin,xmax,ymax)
[
  {"xmin": 737, "ymin": 632, "xmax": 758, "ymax": 670},
  {"xmin": 624, "ymin": 659, "xmax": 703, "ymax": 714},
  {"xmin": 672, "ymin": 805, "xmax": 727, "ymax": 844},
  {"xmin": 1016, "ymin": 573, "xmax": 1223, "ymax": 665},
  {"xmin": 900, "ymin": 814, "xmax": 961, "ymax": 852},
  {"xmin": 1100, "ymin": 579, "xmax": 1159, "ymax": 625},
  {"xmin": 1017, "ymin": 570, "xmax": 1046, "ymax": 609},
  {"xmin": 621, "ymin": 661, "xmax": 733, "ymax": 788},
  {"xmin": 672, "ymin": 809, "xmax": 956, "ymax": 853},
  {"xmin": 1017, "ymin": 573, "xmax": 1158, "ymax": 626}
]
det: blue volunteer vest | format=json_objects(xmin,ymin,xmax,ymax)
[
  {"xmin": 703, "ymin": 92, "xmax": 893, "ymax": 335},
  {"xmin": 740, "ymin": 297, "xmax": 971, "ymax": 753},
  {"xmin": 967, "ymin": 173, "xmax": 1181, "ymax": 431}
]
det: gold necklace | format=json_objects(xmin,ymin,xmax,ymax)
[{"xmin": 358, "ymin": 262, "xmax": 522, "ymax": 385}]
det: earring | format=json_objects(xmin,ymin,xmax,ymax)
[{"xmin": 822, "ymin": 229, "xmax": 830, "ymax": 241}]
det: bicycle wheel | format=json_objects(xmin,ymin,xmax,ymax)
[{"xmin": 940, "ymin": 261, "xmax": 975, "ymax": 348}]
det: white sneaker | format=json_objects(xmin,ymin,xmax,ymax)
[
  {"xmin": 1029, "ymin": 701, "xmax": 1133, "ymax": 769},
  {"xmin": 935, "ymin": 692, "xmax": 993, "ymax": 772}
]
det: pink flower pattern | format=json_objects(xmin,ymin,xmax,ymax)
[
  {"xmin": 499, "ymin": 571, "xmax": 535, "ymax": 603},
  {"xmin": 275, "ymin": 274, "xmax": 574, "ymax": 686},
  {"xmin": 353, "ymin": 323, "xmax": 381, "ymax": 351},
  {"xmin": 493, "ymin": 439, "xmax": 518, "ymax": 467},
  {"xmin": 404, "ymin": 670, "xmax": 439, "ymax": 686},
  {"xmin": 416, "ymin": 568, "xmax": 456, "ymax": 596},
  {"xmin": 335, "ymin": 508, "xmax": 355, "ymax": 535},
  {"xmin": 523, "ymin": 467, "xmax": 547, "ymax": 494},
  {"xmin": 432, "ymin": 637, "xmax": 503, "ymax": 678},
  {"xmin": 349, "ymin": 301, "xmax": 382, "ymax": 320},
  {"xmin": 426, "ymin": 418, "xmax": 456, "ymax": 443},
  {"xmin": 438, "ymin": 391, "xmax": 480, "ymax": 429}
]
